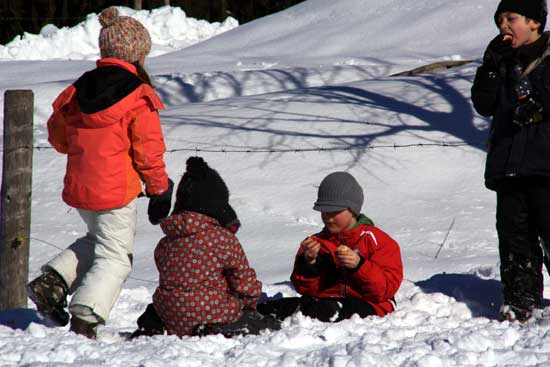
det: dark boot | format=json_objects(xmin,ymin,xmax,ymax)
[
  {"xmin": 70, "ymin": 316, "xmax": 98, "ymax": 339},
  {"xmin": 498, "ymin": 304, "xmax": 533, "ymax": 323},
  {"xmin": 128, "ymin": 304, "xmax": 165, "ymax": 339},
  {"xmin": 193, "ymin": 310, "xmax": 281, "ymax": 338},
  {"xmin": 257, "ymin": 297, "xmax": 303, "ymax": 321},
  {"xmin": 26, "ymin": 269, "xmax": 70, "ymax": 326}
]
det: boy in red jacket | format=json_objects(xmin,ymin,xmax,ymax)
[{"xmin": 258, "ymin": 172, "xmax": 403, "ymax": 321}]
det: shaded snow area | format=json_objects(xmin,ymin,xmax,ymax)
[{"xmin": 2, "ymin": 0, "xmax": 550, "ymax": 366}]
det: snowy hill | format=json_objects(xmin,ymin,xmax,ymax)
[{"xmin": 2, "ymin": 0, "xmax": 550, "ymax": 366}]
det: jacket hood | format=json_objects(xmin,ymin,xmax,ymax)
[
  {"xmin": 160, "ymin": 211, "xmax": 234, "ymax": 239},
  {"xmin": 73, "ymin": 58, "xmax": 145, "ymax": 128}
]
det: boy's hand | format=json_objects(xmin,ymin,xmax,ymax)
[
  {"xmin": 483, "ymin": 34, "xmax": 516, "ymax": 69},
  {"xmin": 335, "ymin": 246, "xmax": 361, "ymax": 269},
  {"xmin": 300, "ymin": 237, "xmax": 321, "ymax": 264}
]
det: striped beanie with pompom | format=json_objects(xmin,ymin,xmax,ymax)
[{"xmin": 98, "ymin": 7, "xmax": 152, "ymax": 64}]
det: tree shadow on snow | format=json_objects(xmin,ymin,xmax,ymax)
[
  {"xmin": 0, "ymin": 308, "xmax": 51, "ymax": 330},
  {"xmin": 161, "ymin": 66, "xmax": 487, "ymax": 169},
  {"xmin": 304, "ymin": 75, "xmax": 485, "ymax": 150},
  {"xmin": 154, "ymin": 62, "xmax": 392, "ymax": 104},
  {"xmin": 416, "ymin": 273, "xmax": 503, "ymax": 319}
]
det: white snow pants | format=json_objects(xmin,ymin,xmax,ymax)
[{"xmin": 45, "ymin": 199, "xmax": 137, "ymax": 323}]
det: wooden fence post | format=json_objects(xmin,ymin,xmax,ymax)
[
  {"xmin": 134, "ymin": 0, "xmax": 143, "ymax": 10},
  {"xmin": 0, "ymin": 90, "xmax": 33, "ymax": 310}
]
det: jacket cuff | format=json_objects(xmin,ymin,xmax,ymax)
[
  {"xmin": 348, "ymin": 255, "xmax": 366, "ymax": 274},
  {"xmin": 147, "ymin": 178, "xmax": 173, "ymax": 199},
  {"xmin": 296, "ymin": 253, "xmax": 321, "ymax": 278}
]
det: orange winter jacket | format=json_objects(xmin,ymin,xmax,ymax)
[{"xmin": 47, "ymin": 58, "xmax": 169, "ymax": 210}]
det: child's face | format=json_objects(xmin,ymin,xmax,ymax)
[
  {"xmin": 497, "ymin": 12, "xmax": 541, "ymax": 48},
  {"xmin": 321, "ymin": 209, "xmax": 357, "ymax": 234}
]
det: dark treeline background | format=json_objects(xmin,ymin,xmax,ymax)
[{"xmin": 0, "ymin": 0, "xmax": 305, "ymax": 45}]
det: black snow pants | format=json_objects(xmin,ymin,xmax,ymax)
[
  {"xmin": 257, "ymin": 295, "xmax": 377, "ymax": 322},
  {"xmin": 495, "ymin": 177, "xmax": 550, "ymax": 310}
]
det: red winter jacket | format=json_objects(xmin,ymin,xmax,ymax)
[
  {"xmin": 47, "ymin": 58, "xmax": 169, "ymax": 210},
  {"xmin": 291, "ymin": 217, "xmax": 403, "ymax": 316},
  {"xmin": 153, "ymin": 211, "xmax": 262, "ymax": 336}
]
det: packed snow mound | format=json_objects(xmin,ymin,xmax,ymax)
[
  {"xmin": 151, "ymin": 0, "xmax": 501, "ymax": 73},
  {"xmin": 0, "ymin": 6, "xmax": 238, "ymax": 61}
]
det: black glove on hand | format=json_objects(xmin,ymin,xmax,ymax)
[
  {"xmin": 483, "ymin": 34, "xmax": 516, "ymax": 69},
  {"xmin": 147, "ymin": 178, "xmax": 174, "ymax": 225}
]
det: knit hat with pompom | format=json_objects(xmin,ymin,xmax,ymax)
[
  {"xmin": 172, "ymin": 157, "xmax": 240, "ymax": 231},
  {"xmin": 98, "ymin": 7, "xmax": 152, "ymax": 63}
]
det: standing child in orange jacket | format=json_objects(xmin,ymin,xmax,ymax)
[
  {"xmin": 26, "ymin": 7, "xmax": 172, "ymax": 339},
  {"xmin": 258, "ymin": 172, "xmax": 403, "ymax": 322}
]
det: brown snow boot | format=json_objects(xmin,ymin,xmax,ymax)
[
  {"xmin": 26, "ymin": 269, "xmax": 70, "ymax": 326},
  {"xmin": 70, "ymin": 316, "xmax": 98, "ymax": 339}
]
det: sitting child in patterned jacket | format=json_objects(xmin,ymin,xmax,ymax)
[
  {"xmin": 258, "ymin": 172, "xmax": 403, "ymax": 322},
  {"xmin": 131, "ymin": 157, "xmax": 280, "ymax": 338}
]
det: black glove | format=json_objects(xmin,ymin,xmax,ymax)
[
  {"xmin": 483, "ymin": 34, "xmax": 516, "ymax": 69},
  {"xmin": 147, "ymin": 178, "xmax": 174, "ymax": 225}
]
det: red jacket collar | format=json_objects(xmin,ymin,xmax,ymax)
[
  {"xmin": 96, "ymin": 58, "xmax": 138, "ymax": 75},
  {"xmin": 317, "ymin": 223, "xmax": 371, "ymax": 250}
]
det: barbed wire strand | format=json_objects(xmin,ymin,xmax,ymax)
[
  {"xmin": 29, "ymin": 236, "xmax": 158, "ymax": 284},
  {"xmin": 21, "ymin": 141, "xmax": 478, "ymax": 154}
]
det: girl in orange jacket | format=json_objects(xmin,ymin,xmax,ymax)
[{"xmin": 27, "ymin": 7, "xmax": 172, "ymax": 339}]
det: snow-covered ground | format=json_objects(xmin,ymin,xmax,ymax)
[{"xmin": 2, "ymin": 0, "xmax": 550, "ymax": 366}]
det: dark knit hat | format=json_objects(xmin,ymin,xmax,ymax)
[
  {"xmin": 98, "ymin": 7, "xmax": 152, "ymax": 63},
  {"xmin": 173, "ymin": 156, "xmax": 239, "ymax": 229},
  {"xmin": 313, "ymin": 172, "xmax": 364, "ymax": 214},
  {"xmin": 494, "ymin": 0, "xmax": 548, "ymax": 31}
]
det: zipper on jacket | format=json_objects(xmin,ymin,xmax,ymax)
[{"xmin": 338, "ymin": 233, "xmax": 348, "ymax": 298}]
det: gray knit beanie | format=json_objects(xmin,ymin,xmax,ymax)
[{"xmin": 313, "ymin": 172, "xmax": 364, "ymax": 214}]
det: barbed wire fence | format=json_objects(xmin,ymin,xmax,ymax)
[
  {"xmin": 23, "ymin": 139, "xmax": 483, "ymax": 285},
  {"xmin": 22, "ymin": 140, "xmax": 481, "ymax": 154},
  {"xmin": 30, "ymin": 213, "xmax": 459, "ymax": 286},
  {"xmin": 29, "ymin": 236, "xmax": 158, "ymax": 285}
]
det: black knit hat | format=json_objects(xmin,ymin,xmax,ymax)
[
  {"xmin": 313, "ymin": 172, "xmax": 364, "ymax": 214},
  {"xmin": 494, "ymin": 0, "xmax": 548, "ymax": 31},
  {"xmin": 173, "ymin": 156, "xmax": 239, "ymax": 228}
]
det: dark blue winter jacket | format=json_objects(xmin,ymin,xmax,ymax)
[{"xmin": 472, "ymin": 32, "xmax": 550, "ymax": 190}]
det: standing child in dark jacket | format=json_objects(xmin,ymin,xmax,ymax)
[
  {"xmin": 471, "ymin": 0, "xmax": 550, "ymax": 322},
  {"xmin": 132, "ymin": 157, "xmax": 279, "ymax": 338},
  {"xmin": 26, "ymin": 7, "xmax": 173, "ymax": 339},
  {"xmin": 257, "ymin": 172, "xmax": 403, "ymax": 322}
]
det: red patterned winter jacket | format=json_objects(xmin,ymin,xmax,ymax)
[
  {"xmin": 153, "ymin": 211, "xmax": 262, "ymax": 336},
  {"xmin": 291, "ymin": 219, "xmax": 403, "ymax": 317}
]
